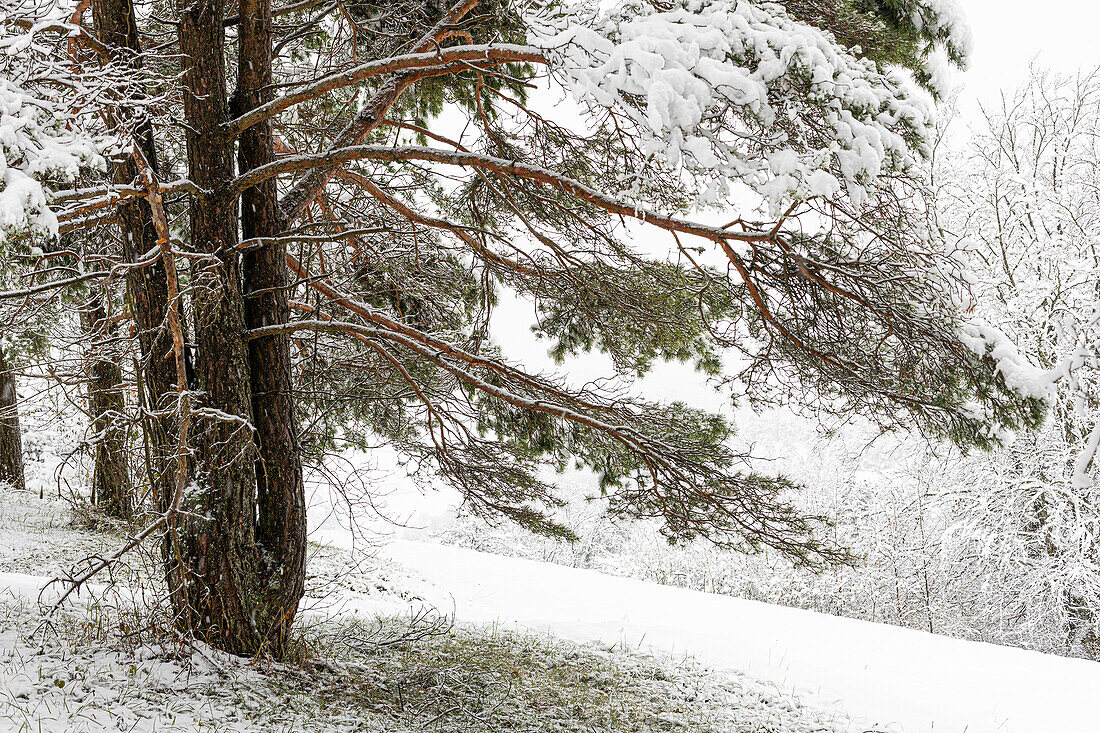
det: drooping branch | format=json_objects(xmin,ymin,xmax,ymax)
[
  {"xmin": 276, "ymin": 146, "xmax": 952, "ymax": 414},
  {"xmin": 284, "ymin": 252, "xmax": 610, "ymax": 413},
  {"xmin": 339, "ymin": 170, "xmax": 548, "ymax": 276},
  {"xmin": 251, "ymin": 318, "xmax": 650, "ymax": 446},
  {"xmin": 46, "ymin": 514, "xmax": 168, "ymax": 613},
  {"xmin": 250, "ymin": 316, "xmax": 842, "ymax": 564},
  {"xmin": 276, "ymin": 251, "xmax": 844, "ymax": 562}
]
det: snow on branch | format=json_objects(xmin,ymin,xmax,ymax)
[
  {"xmin": 526, "ymin": 0, "xmax": 946, "ymax": 210},
  {"xmin": 0, "ymin": 1, "xmax": 108, "ymax": 242},
  {"xmin": 958, "ymin": 321, "xmax": 1062, "ymax": 404},
  {"xmin": 0, "ymin": 78, "xmax": 102, "ymax": 240},
  {"xmin": 225, "ymin": 44, "xmax": 547, "ymax": 137}
]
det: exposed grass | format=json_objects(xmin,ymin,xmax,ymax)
[
  {"xmin": 291, "ymin": 616, "xmax": 768, "ymax": 731},
  {"xmin": 2, "ymin": 596, "xmax": 854, "ymax": 733}
]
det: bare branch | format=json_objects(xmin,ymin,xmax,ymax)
[{"xmin": 276, "ymin": 0, "xmax": 481, "ymax": 222}]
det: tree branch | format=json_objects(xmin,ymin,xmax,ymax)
[
  {"xmin": 276, "ymin": 0, "xmax": 481, "ymax": 223},
  {"xmin": 226, "ymin": 44, "xmax": 544, "ymax": 138},
  {"xmin": 246, "ymin": 144, "xmax": 772, "ymax": 244}
]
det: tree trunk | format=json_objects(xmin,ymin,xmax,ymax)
[
  {"xmin": 89, "ymin": 0, "xmax": 180, "ymax": 515},
  {"xmin": 234, "ymin": 0, "xmax": 307, "ymax": 653},
  {"xmin": 175, "ymin": 0, "xmax": 292, "ymax": 655},
  {"xmin": 81, "ymin": 298, "xmax": 133, "ymax": 519},
  {"xmin": 94, "ymin": 0, "xmax": 305, "ymax": 656},
  {"xmin": 0, "ymin": 344, "xmax": 24, "ymax": 491}
]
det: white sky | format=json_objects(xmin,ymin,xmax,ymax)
[{"xmin": 956, "ymin": 0, "xmax": 1100, "ymax": 117}]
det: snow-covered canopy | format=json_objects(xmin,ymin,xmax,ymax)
[
  {"xmin": 529, "ymin": 0, "xmax": 969, "ymax": 210},
  {"xmin": 0, "ymin": 79, "xmax": 100, "ymax": 238}
]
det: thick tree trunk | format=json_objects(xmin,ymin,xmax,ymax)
[
  {"xmin": 0, "ymin": 344, "xmax": 24, "ymax": 491},
  {"xmin": 175, "ymin": 0, "xmax": 297, "ymax": 655},
  {"xmin": 81, "ymin": 299, "xmax": 133, "ymax": 519},
  {"xmin": 89, "ymin": 0, "xmax": 180, "ymax": 514},
  {"xmin": 94, "ymin": 0, "xmax": 305, "ymax": 655},
  {"xmin": 234, "ymin": 0, "xmax": 307, "ymax": 652}
]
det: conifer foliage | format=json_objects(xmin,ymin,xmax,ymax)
[{"xmin": 0, "ymin": 0, "xmax": 1046, "ymax": 654}]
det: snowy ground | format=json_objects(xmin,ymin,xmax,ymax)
[
  {"xmin": 0, "ymin": 489, "xmax": 858, "ymax": 733},
  {"xmin": 305, "ymin": 481, "xmax": 1100, "ymax": 733},
  {"xmin": 4, "ymin": 486, "xmax": 1099, "ymax": 732},
  {"xmin": 375, "ymin": 540, "xmax": 1100, "ymax": 733}
]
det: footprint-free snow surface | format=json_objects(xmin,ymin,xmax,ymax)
[{"xmin": 377, "ymin": 539, "xmax": 1100, "ymax": 733}]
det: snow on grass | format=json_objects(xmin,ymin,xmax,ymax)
[
  {"xmin": 0, "ymin": 490, "xmax": 119, "ymax": 576},
  {"xmin": 0, "ymin": 489, "xmax": 857, "ymax": 733},
  {"xmin": 375, "ymin": 539, "xmax": 1100, "ymax": 733},
  {"xmin": 0, "ymin": 589, "xmax": 854, "ymax": 733}
]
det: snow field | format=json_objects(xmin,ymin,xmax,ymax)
[
  {"xmin": 376, "ymin": 539, "xmax": 1100, "ymax": 733},
  {"xmin": 0, "ymin": 489, "xmax": 857, "ymax": 733}
]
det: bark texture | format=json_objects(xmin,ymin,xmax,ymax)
[
  {"xmin": 0, "ymin": 344, "xmax": 23, "ymax": 491},
  {"xmin": 94, "ymin": 0, "xmax": 306, "ymax": 655},
  {"xmin": 90, "ymin": 0, "xmax": 180, "ymax": 513},
  {"xmin": 234, "ymin": 0, "xmax": 307, "ymax": 652},
  {"xmin": 176, "ymin": 0, "xmax": 299, "ymax": 655}
]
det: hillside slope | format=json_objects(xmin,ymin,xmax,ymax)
[
  {"xmin": 0, "ymin": 489, "xmax": 854, "ymax": 733},
  {"xmin": 373, "ymin": 539, "xmax": 1100, "ymax": 733},
  {"xmin": 4, "ymin": 486, "xmax": 1097, "ymax": 732}
]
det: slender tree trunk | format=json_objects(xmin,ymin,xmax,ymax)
[
  {"xmin": 81, "ymin": 299, "xmax": 133, "ymax": 519},
  {"xmin": 0, "ymin": 344, "xmax": 24, "ymax": 491},
  {"xmin": 234, "ymin": 0, "xmax": 307, "ymax": 652},
  {"xmin": 89, "ymin": 0, "xmax": 180, "ymax": 514}
]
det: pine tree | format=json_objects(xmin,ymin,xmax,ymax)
[{"xmin": 0, "ymin": 0, "xmax": 1050, "ymax": 655}]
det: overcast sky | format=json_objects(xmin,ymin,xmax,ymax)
[{"xmin": 957, "ymin": 0, "xmax": 1099, "ymax": 116}]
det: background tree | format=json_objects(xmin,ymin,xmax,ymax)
[
  {"xmin": 80, "ymin": 289, "xmax": 133, "ymax": 518},
  {"xmin": 83, "ymin": 0, "xmax": 185, "ymax": 522},
  {"xmin": 935, "ymin": 67, "xmax": 1100, "ymax": 657},
  {"xmin": 0, "ymin": 1, "xmax": 106, "ymax": 492},
  {"xmin": 0, "ymin": 339, "xmax": 22, "ymax": 490}
]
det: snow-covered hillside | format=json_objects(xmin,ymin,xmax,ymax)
[
  {"xmin": 302, "ymin": 476, "xmax": 1100, "ymax": 733},
  {"xmin": 366, "ymin": 540, "xmax": 1100, "ymax": 733},
  {"xmin": 306, "ymin": 470, "xmax": 1100, "ymax": 732},
  {"xmin": 0, "ymin": 490, "xmax": 854, "ymax": 733},
  {"xmin": 4, "ymin": 487, "xmax": 1099, "ymax": 732}
]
